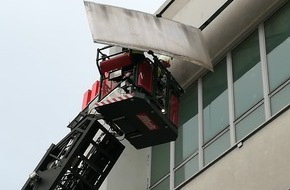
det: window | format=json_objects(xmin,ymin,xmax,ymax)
[
  {"xmin": 202, "ymin": 58, "xmax": 231, "ymax": 165},
  {"xmin": 151, "ymin": 177, "xmax": 169, "ymax": 190},
  {"xmin": 232, "ymin": 29, "xmax": 265, "ymax": 140},
  {"xmin": 204, "ymin": 131, "xmax": 230, "ymax": 165},
  {"xmin": 174, "ymin": 84, "xmax": 199, "ymax": 187},
  {"xmin": 174, "ymin": 155, "xmax": 198, "ymax": 187},
  {"xmin": 150, "ymin": 143, "xmax": 170, "ymax": 186},
  {"xmin": 232, "ymin": 30, "xmax": 263, "ymax": 119},
  {"xmin": 235, "ymin": 104, "xmax": 265, "ymax": 141},
  {"xmin": 202, "ymin": 58, "xmax": 229, "ymax": 143},
  {"xmin": 175, "ymin": 84, "xmax": 198, "ymax": 166},
  {"xmin": 270, "ymin": 83, "xmax": 290, "ymax": 114},
  {"xmin": 264, "ymin": 1, "xmax": 290, "ymax": 115},
  {"xmin": 265, "ymin": 1, "xmax": 290, "ymax": 92}
]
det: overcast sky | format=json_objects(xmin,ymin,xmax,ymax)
[{"xmin": 0, "ymin": 0, "xmax": 164, "ymax": 189}]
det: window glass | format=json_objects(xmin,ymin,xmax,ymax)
[
  {"xmin": 151, "ymin": 143, "xmax": 170, "ymax": 185},
  {"xmin": 204, "ymin": 131, "xmax": 230, "ymax": 165},
  {"xmin": 151, "ymin": 177, "xmax": 169, "ymax": 190},
  {"xmin": 265, "ymin": 1, "xmax": 290, "ymax": 92},
  {"xmin": 203, "ymin": 58, "xmax": 229, "ymax": 143},
  {"xmin": 271, "ymin": 82, "xmax": 290, "ymax": 115},
  {"xmin": 175, "ymin": 84, "xmax": 198, "ymax": 166},
  {"xmin": 235, "ymin": 105, "xmax": 265, "ymax": 141},
  {"xmin": 232, "ymin": 30, "xmax": 263, "ymax": 119},
  {"xmin": 174, "ymin": 155, "xmax": 199, "ymax": 188}
]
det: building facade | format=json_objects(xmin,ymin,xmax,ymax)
[{"xmin": 102, "ymin": 0, "xmax": 290, "ymax": 189}]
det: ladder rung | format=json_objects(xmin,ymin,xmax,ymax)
[
  {"xmin": 56, "ymin": 182, "xmax": 70, "ymax": 190},
  {"xmin": 48, "ymin": 153, "xmax": 61, "ymax": 161},
  {"xmin": 69, "ymin": 168, "xmax": 96, "ymax": 190},
  {"xmin": 89, "ymin": 139, "xmax": 113, "ymax": 161},
  {"xmin": 79, "ymin": 154, "xmax": 105, "ymax": 175}
]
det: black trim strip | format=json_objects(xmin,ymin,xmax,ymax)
[
  {"xmin": 156, "ymin": 0, "xmax": 235, "ymax": 31},
  {"xmin": 199, "ymin": 0, "xmax": 234, "ymax": 30},
  {"xmin": 156, "ymin": 0, "xmax": 175, "ymax": 17}
]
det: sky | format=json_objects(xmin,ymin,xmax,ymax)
[{"xmin": 0, "ymin": 0, "xmax": 165, "ymax": 189}]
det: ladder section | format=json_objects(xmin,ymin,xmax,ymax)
[{"xmin": 22, "ymin": 114, "xmax": 125, "ymax": 190}]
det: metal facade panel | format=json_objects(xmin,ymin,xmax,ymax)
[{"xmin": 84, "ymin": 1, "xmax": 212, "ymax": 70}]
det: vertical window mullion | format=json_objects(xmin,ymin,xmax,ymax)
[
  {"xmin": 259, "ymin": 23, "xmax": 271, "ymax": 120},
  {"xmin": 227, "ymin": 52, "xmax": 236, "ymax": 145},
  {"xmin": 198, "ymin": 78, "xmax": 204, "ymax": 169}
]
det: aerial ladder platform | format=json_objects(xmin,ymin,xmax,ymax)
[
  {"xmin": 22, "ymin": 2, "xmax": 212, "ymax": 189},
  {"xmin": 22, "ymin": 47, "xmax": 183, "ymax": 190}
]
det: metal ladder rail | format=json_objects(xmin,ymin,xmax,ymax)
[{"xmin": 22, "ymin": 113, "xmax": 125, "ymax": 190}]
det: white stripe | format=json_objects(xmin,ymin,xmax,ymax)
[{"xmin": 94, "ymin": 94, "xmax": 133, "ymax": 107}]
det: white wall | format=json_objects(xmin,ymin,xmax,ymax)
[
  {"xmin": 173, "ymin": 0, "xmax": 227, "ymax": 28},
  {"xmin": 162, "ymin": 0, "xmax": 287, "ymax": 89},
  {"xmin": 160, "ymin": 0, "xmax": 227, "ymax": 28},
  {"xmin": 181, "ymin": 108, "xmax": 290, "ymax": 190},
  {"xmin": 101, "ymin": 140, "xmax": 150, "ymax": 190}
]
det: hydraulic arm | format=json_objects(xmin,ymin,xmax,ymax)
[{"xmin": 22, "ymin": 113, "xmax": 124, "ymax": 190}]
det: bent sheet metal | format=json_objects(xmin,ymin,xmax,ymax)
[{"xmin": 84, "ymin": 1, "xmax": 212, "ymax": 70}]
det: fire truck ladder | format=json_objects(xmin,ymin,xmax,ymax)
[{"xmin": 22, "ymin": 112, "xmax": 125, "ymax": 190}]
